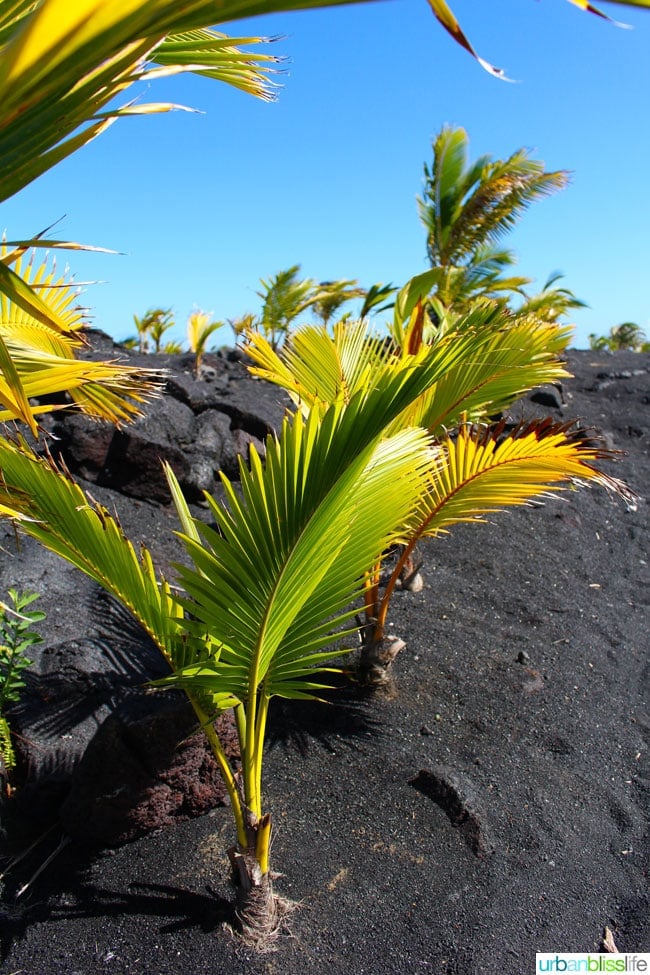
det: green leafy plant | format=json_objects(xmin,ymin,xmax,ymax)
[
  {"xmin": 0, "ymin": 353, "xmax": 456, "ymax": 943},
  {"xmin": 244, "ymin": 302, "xmax": 634, "ymax": 687},
  {"xmin": 589, "ymin": 322, "xmax": 649, "ymax": 352},
  {"xmin": 417, "ymin": 125, "xmax": 569, "ymax": 314},
  {"xmin": 0, "ymin": 590, "xmax": 44, "ymax": 779}
]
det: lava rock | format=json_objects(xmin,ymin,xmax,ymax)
[{"xmin": 61, "ymin": 696, "xmax": 238, "ymax": 845}]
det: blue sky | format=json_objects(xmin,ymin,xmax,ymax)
[{"xmin": 3, "ymin": 0, "xmax": 650, "ymax": 348}]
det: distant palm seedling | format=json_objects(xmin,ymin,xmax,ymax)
[{"xmin": 589, "ymin": 323, "xmax": 649, "ymax": 352}]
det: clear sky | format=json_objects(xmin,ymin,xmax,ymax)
[{"xmin": 2, "ymin": 1, "xmax": 649, "ymax": 349}]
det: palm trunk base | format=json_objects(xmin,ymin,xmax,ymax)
[
  {"xmin": 393, "ymin": 548, "xmax": 424, "ymax": 593},
  {"xmin": 357, "ymin": 633, "xmax": 406, "ymax": 690},
  {"xmin": 396, "ymin": 568, "xmax": 424, "ymax": 592},
  {"xmin": 228, "ymin": 847, "xmax": 295, "ymax": 951}
]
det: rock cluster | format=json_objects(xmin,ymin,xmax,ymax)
[{"xmin": 48, "ymin": 336, "xmax": 290, "ymax": 504}]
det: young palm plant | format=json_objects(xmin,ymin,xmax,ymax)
[
  {"xmin": 186, "ymin": 310, "xmax": 225, "ymax": 376},
  {"xmin": 243, "ymin": 303, "xmax": 634, "ymax": 687},
  {"xmin": 130, "ymin": 307, "xmax": 175, "ymax": 353},
  {"xmin": 255, "ymin": 265, "xmax": 320, "ymax": 350},
  {"xmin": 0, "ymin": 354, "xmax": 458, "ymax": 944},
  {"xmin": 417, "ymin": 125, "xmax": 569, "ymax": 313}
]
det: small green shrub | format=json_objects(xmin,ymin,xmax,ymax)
[{"xmin": 0, "ymin": 590, "xmax": 44, "ymax": 778}]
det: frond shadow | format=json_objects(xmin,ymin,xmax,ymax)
[
  {"xmin": 0, "ymin": 836, "xmax": 234, "ymax": 960},
  {"xmin": 48, "ymin": 880, "xmax": 234, "ymax": 934},
  {"xmin": 15, "ymin": 587, "xmax": 169, "ymax": 742},
  {"xmin": 266, "ymin": 676, "xmax": 385, "ymax": 757}
]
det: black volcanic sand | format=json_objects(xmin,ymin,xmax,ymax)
[{"xmin": 0, "ymin": 349, "xmax": 648, "ymax": 975}]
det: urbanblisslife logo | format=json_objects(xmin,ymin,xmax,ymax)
[{"xmin": 536, "ymin": 955, "xmax": 649, "ymax": 973}]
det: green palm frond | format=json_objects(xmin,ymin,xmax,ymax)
[
  {"xmin": 0, "ymin": 1, "xmax": 291, "ymax": 205},
  {"xmin": 449, "ymin": 156, "xmax": 569, "ymax": 264},
  {"xmin": 245, "ymin": 311, "xmax": 574, "ymax": 438},
  {"xmin": 359, "ymin": 282, "xmax": 397, "ymax": 319},
  {"xmin": 152, "ymin": 29, "xmax": 283, "ymax": 101},
  {"xmin": 400, "ymin": 316, "xmax": 573, "ymax": 436},
  {"xmin": 419, "ymin": 127, "xmax": 569, "ymax": 270},
  {"xmin": 0, "ymin": 436, "xmax": 185, "ymax": 664},
  {"xmin": 165, "ymin": 414, "xmax": 434, "ymax": 700},
  {"xmin": 516, "ymin": 273, "xmax": 587, "ymax": 323}
]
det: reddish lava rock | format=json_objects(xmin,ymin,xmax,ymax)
[{"xmin": 60, "ymin": 698, "xmax": 238, "ymax": 845}]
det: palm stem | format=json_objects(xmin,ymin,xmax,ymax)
[
  {"xmin": 255, "ymin": 814, "xmax": 272, "ymax": 876},
  {"xmin": 234, "ymin": 701, "xmax": 247, "ymax": 752},
  {"xmin": 252, "ymin": 690, "xmax": 270, "ymax": 825},
  {"xmin": 243, "ymin": 691, "xmax": 258, "ymax": 817},
  {"xmin": 377, "ymin": 539, "xmax": 420, "ymax": 634},
  {"xmin": 197, "ymin": 702, "xmax": 248, "ymax": 850},
  {"xmin": 363, "ymin": 560, "xmax": 381, "ymax": 621}
]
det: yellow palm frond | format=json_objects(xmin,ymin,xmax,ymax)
[
  {"xmin": 2, "ymin": 242, "xmax": 87, "ymax": 337},
  {"xmin": 0, "ymin": 247, "xmax": 162, "ymax": 427},
  {"xmin": 426, "ymin": 0, "xmax": 508, "ymax": 78},
  {"xmin": 245, "ymin": 321, "xmax": 395, "ymax": 416},
  {"xmin": 246, "ymin": 312, "xmax": 575, "ymax": 440},
  {"xmin": 406, "ymin": 418, "xmax": 636, "ymax": 543}
]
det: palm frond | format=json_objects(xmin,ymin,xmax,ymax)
[
  {"xmin": 245, "ymin": 320, "xmax": 394, "ymax": 415},
  {"xmin": 427, "ymin": 0, "xmax": 639, "ymax": 76},
  {"xmin": 0, "ymin": 253, "xmax": 76, "ymax": 334},
  {"xmin": 152, "ymin": 29, "xmax": 283, "ymax": 101},
  {"xmin": 418, "ymin": 127, "xmax": 569, "ymax": 313},
  {"xmin": 160, "ymin": 405, "xmax": 435, "ymax": 707},
  {"xmin": 399, "ymin": 316, "xmax": 574, "ymax": 436},
  {"xmin": 403, "ymin": 418, "xmax": 636, "ymax": 545},
  {"xmin": 426, "ymin": 0, "xmax": 507, "ymax": 77},
  {"xmin": 0, "ymin": 437, "xmax": 185, "ymax": 664},
  {"xmin": 245, "ymin": 312, "xmax": 574, "ymax": 440},
  {"xmin": 0, "ymin": 248, "xmax": 162, "ymax": 425},
  {"xmin": 449, "ymin": 160, "xmax": 569, "ymax": 263},
  {"xmin": 0, "ymin": 1, "xmax": 289, "ymax": 205}
]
